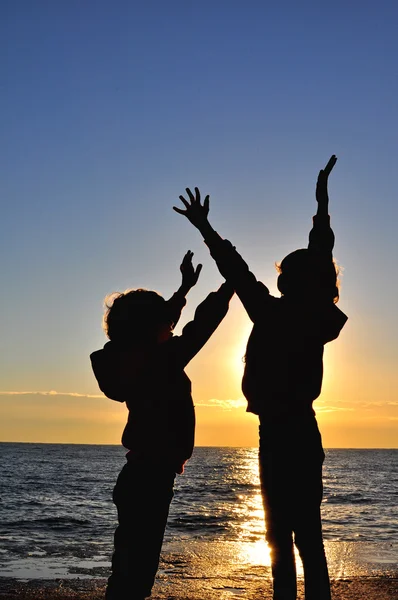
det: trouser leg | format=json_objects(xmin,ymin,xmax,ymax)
[
  {"xmin": 259, "ymin": 446, "xmax": 297, "ymax": 600},
  {"xmin": 295, "ymin": 522, "xmax": 331, "ymax": 600},
  {"xmin": 293, "ymin": 459, "xmax": 331, "ymax": 600},
  {"xmin": 259, "ymin": 416, "xmax": 330, "ymax": 600},
  {"xmin": 106, "ymin": 461, "xmax": 175, "ymax": 600},
  {"xmin": 267, "ymin": 526, "xmax": 297, "ymax": 600}
]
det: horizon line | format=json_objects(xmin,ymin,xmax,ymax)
[{"xmin": 0, "ymin": 441, "xmax": 396, "ymax": 450}]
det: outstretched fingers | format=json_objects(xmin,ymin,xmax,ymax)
[
  {"xmin": 173, "ymin": 188, "xmax": 198, "ymax": 215},
  {"xmin": 179, "ymin": 195, "xmax": 190, "ymax": 209},
  {"xmin": 173, "ymin": 186, "xmax": 210, "ymax": 228},
  {"xmin": 173, "ymin": 194, "xmax": 190, "ymax": 215},
  {"xmin": 186, "ymin": 188, "xmax": 196, "ymax": 203},
  {"xmin": 195, "ymin": 263, "xmax": 203, "ymax": 279},
  {"xmin": 180, "ymin": 250, "xmax": 202, "ymax": 286},
  {"xmin": 182, "ymin": 250, "xmax": 193, "ymax": 264},
  {"xmin": 184, "ymin": 187, "xmax": 202, "ymax": 204},
  {"xmin": 173, "ymin": 206, "xmax": 187, "ymax": 215}
]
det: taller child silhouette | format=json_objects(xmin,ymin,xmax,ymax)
[{"xmin": 174, "ymin": 156, "xmax": 348, "ymax": 600}]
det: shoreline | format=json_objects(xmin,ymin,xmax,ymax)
[
  {"xmin": 0, "ymin": 576, "xmax": 397, "ymax": 600},
  {"xmin": 1, "ymin": 541, "xmax": 397, "ymax": 600}
]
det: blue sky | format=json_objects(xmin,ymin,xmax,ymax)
[{"xmin": 1, "ymin": 1, "xmax": 398, "ymax": 445}]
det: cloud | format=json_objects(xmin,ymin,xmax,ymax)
[
  {"xmin": 196, "ymin": 398, "xmax": 362, "ymax": 413},
  {"xmin": 362, "ymin": 401, "xmax": 398, "ymax": 407},
  {"xmin": 0, "ymin": 390, "xmax": 105, "ymax": 399},
  {"xmin": 316, "ymin": 398, "xmax": 398, "ymax": 412},
  {"xmin": 316, "ymin": 405, "xmax": 355, "ymax": 413},
  {"xmin": 196, "ymin": 397, "xmax": 247, "ymax": 410}
]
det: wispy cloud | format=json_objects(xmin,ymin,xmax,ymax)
[
  {"xmin": 0, "ymin": 391, "xmax": 244, "ymax": 405},
  {"xmin": 316, "ymin": 398, "xmax": 398, "ymax": 412},
  {"xmin": 196, "ymin": 398, "xmax": 247, "ymax": 410},
  {"xmin": 197, "ymin": 398, "xmax": 361, "ymax": 413},
  {"xmin": 361, "ymin": 401, "xmax": 398, "ymax": 408},
  {"xmin": 316, "ymin": 405, "xmax": 355, "ymax": 413},
  {"xmin": 0, "ymin": 390, "xmax": 105, "ymax": 399}
]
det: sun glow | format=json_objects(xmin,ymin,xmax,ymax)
[
  {"xmin": 235, "ymin": 450, "xmax": 305, "ymax": 575},
  {"xmin": 229, "ymin": 321, "xmax": 252, "ymax": 389}
]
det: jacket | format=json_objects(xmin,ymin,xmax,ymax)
[{"xmin": 90, "ymin": 283, "xmax": 233, "ymax": 472}]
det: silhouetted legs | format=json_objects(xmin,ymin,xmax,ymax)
[
  {"xmin": 294, "ymin": 507, "xmax": 331, "ymax": 600},
  {"xmin": 259, "ymin": 438, "xmax": 297, "ymax": 600},
  {"xmin": 259, "ymin": 417, "xmax": 330, "ymax": 600},
  {"xmin": 106, "ymin": 460, "xmax": 175, "ymax": 600}
]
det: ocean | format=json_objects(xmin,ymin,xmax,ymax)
[{"xmin": 0, "ymin": 443, "xmax": 397, "ymax": 581}]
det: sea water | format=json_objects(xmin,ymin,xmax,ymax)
[{"xmin": 0, "ymin": 443, "xmax": 396, "ymax": 579}]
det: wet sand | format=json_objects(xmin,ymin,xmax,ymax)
[
  {"xmin": 0, "ymin": 575, "xmax": 397, "ymax": 600},
  {"xmin": 1, "ymin": 540, "xmax": 396, "ymax": 599}
]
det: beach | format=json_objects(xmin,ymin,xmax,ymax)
[
  {"xmin": 0, "ymin": 540, "xmax": 397, "ymax": 599},
  {"xmin": 1, "ymin": 572, "xmax": 397, "ymax": 599},
  {"xmin": 0, "ymin": 576, "xmax": 397, "ymax": 600},
  {"xmin": 1, "ymin": 446, "xmax": 397, "ymax": 599}
]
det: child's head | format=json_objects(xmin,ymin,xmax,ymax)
[
  {"xmin": 103, "ymin": 289, "xmax": 173, "ymax": 346},
  {"xmin": 276, "ymin": 249, "xmax": 339, "ymax": 303}
]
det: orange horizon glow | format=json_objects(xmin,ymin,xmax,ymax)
[{"xmin": 1, "ymin": 303, "xmax": 397, "ymax": 448}]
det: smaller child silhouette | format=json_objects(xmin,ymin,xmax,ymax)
[{"xmin": 90, "ymin": 251, "xmax": 233, "ymax": 600}]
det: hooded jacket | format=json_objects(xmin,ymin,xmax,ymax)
[
  {"xmin": 91, "ymin": 283, "xmax": 233, "ymax": 473},
  {"xmin": 202, "ymin": 214, "xmax": 348, "ymax": 419}
]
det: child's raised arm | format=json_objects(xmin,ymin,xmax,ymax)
[
  {"xmin": 171, "ymin": 281, "xmax": 234, "ymax": 369},
  {"xmin": 315, "ymin": 155, "xmax": 337, "ymax": 217},
  {"xmin": 166, "ymin": 251, "xmax": 202, "ymax": 327},
  {"xmin": 309, "ymin": 155, "xmax": 337, "ymax": 255},
  {"xmin": 174, "ymin": 187, "xmax": 270, "ymax": 322}
]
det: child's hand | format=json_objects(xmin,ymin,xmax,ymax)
[
  {"xmin": 323, "ymin": 155, "xmax": 337, "ymax": 178},
  {"xmin": 180, "ymin": 250, "xmax": 202, "ymax": 290},
  {"xmin": 173, "ymin": 187, "xmax": 210, "ymax": 229},
  {"xmin": 316, "ymin": 155, "xmax": 337, "ymax": 214}
]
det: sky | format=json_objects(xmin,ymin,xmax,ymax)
[{"xmin": 1, "ymin": 0, "xmax": 398, "ymax": 448}]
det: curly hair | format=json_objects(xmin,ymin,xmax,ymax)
[{"xmin": 103, "ymin": 288, "xmax": 172, "ymax": 345}]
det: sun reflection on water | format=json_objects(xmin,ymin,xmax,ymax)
[
  {"xmin": 234, "ymin": 450, "xmax": 304, "ymax": 576},
  {"xmin": 238, "ymin": 537, "xmax": 271, "ymax": 566}
]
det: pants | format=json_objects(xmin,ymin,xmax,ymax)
[
  {"xmin": 106, "ymin": 459, "xmax": 176, "ymax": 600},
  {"xmin": 259, "ymin": 416, "xmax": 331, "ymax": 600}
]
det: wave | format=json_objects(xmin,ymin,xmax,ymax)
[
  {"xmin": 324, "ymin": 492, "xmax": 373, "ymax": 505},
  {"xmin": 3, "ymin": 516, "xmax": 92, "ymax": 530}
]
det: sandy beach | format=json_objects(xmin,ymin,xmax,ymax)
[
  {"xmin": 1, "ymin": 540, "xmax": 396, "ymax": 600},
  {"xmin": 0, "ymin": 575, "xmax": 397, "ymax": 600}
]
